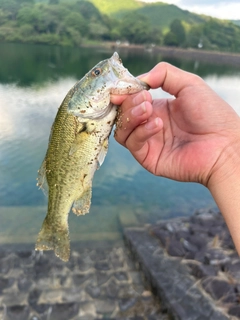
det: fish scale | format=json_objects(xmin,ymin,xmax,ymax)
[{"xmin": 35, "ymin": 52, "xmax": 149, "ymax": 261}]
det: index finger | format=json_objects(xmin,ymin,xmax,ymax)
[
  {"xmin": 139, "ymin": 62, "xmax": 204, "ymax": 97},
  {"xmin": 110, "ymin": 94, "xmax": 128, "ymax": 105}
]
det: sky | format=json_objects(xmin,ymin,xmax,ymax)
[{"xmin": 140, "ymin": 0, "xmax": 240, "ymax": 20}]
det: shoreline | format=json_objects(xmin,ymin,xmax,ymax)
[
  {"xmin": 154, "ymin": 46, "xmax": 240, "ymax": 67},
  {"xmin": 82, "ymin": 41, "xmax": 240, "ymax": 67},
  {"xmin": 3, "ymin": 40, "xmax": 240, "ymax": 67}
]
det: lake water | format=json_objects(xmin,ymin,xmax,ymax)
[{"xmin": 1, "ymin": 43, "xmax": 240, "ymax": 246}]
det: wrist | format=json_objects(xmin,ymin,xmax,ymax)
[{"xmin": 208, "ymin": 136, "xmax": 240, "ymax": 189}]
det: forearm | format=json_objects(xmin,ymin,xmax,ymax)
[
  {"xmin": 210, "ymin": 179, "xmax": 240, "ymax": 254},
  {"xmin": 209, "ymin": 142, "xmax": 240, "ymax": 254}
]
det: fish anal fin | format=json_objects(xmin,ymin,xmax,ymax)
[
  {"xmin": 35, "ymin": 217, "xmax": 70, "ymax": 262},
  {"xmin": 37, "ymin": 160, "xmax": 49, "ymax": 196},
  {"xmin": 72, "ymin": 187, "xmax": 92, "ymax": 216}
]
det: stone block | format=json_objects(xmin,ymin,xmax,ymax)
[
  {"xmin": 5, "ymin": 305, "xmax": 30, "ymax": 320},
  {"xmin": 124, "ymin": 228, "xmax": 229, "ymax": 320}
]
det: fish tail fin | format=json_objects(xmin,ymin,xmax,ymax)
[{"xmin": 35, "ymin": 217, "xmax": 70, "ymax": 262}]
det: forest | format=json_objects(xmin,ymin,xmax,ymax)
[{"xmin": 0, "ymin": 0, "xmax": 240, "ymax": 53}]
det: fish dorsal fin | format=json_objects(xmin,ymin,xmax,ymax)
[
  {"xmin": 37, "ymin": 160, "xmax": 49, "ymax": 196},
  {"xmin": 97, "ymin": 138, "xmax": 109, "ymax": 168}
]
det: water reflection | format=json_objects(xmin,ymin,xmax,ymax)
[
  {"xmin": 0, "ymin": 80, "xmax": 74, "ymax": 207},
  {"xmin": 0, "ymin": 43, "xmax": 107, "ymax": 86},
  {"xmin": 204, "ymin": 75, "xmax": 240, "ymax": 114},
  {"xmin": 1, "ymin": 43, "xmax": 240, "ymax": 244}
]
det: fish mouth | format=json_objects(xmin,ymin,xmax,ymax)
[
  {"xmin": 138, "ymin": 80, "xmax": 150, "ymax": 90},
  {"xmin": 108, "ymin": 62, "xmax": 150, "ymax": 94},
  {"xmin": 108, "ymin": 52, "xmax": 150, "ymax": 94},
  {"xmin": 110, "ymin": 78, "xmax": 150, "ymax": 95}
]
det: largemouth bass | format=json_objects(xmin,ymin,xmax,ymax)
[{"xmin": 35, "ymin": 52, "xmax": 149, "ymax": 261}]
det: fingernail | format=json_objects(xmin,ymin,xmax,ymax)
[
  {"xmin": 131, "ymin": 102, "xmax": 146, "ymax": 116},
  {"xmin": 133, "ymin": 91, "xmax": 145, "ymax": 105},
  {"xmin": 145, "ymin": 118, "xmax": 159, "ymax": 130}
]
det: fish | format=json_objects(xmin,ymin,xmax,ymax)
[{"xmin": 35, "ymin": 52, "xmax": 149, "ymax": 261}]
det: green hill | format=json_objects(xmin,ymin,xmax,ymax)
[
  {"xmin": 89, "ymin": 0, "xmax": 206, "ymax": 30},
  {"xmin": 232, "ymin": 20, "xmax": 240, "ymax": 27},
  {"xmin": 88, "ymin": 0, "xmax": 240, "ymax": 52},
  {"xmin": 89, "ymin": 0, "xmax": 143, "ymax": 15},
  {"xmin": 133, "ymin": 4, "xmax": 206, "ymax": 29},
  {"xmin": 1, "ymin": 0, "xmax": 240, "ymax": 53}
]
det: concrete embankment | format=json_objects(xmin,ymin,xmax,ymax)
[
  {"xmin": 123, "ymin": 209, "xmax": 240, "ymax": 320},
  {"xmin": 154, "ymin": 46, "xmax": 240, "ymax": 67},
  {"xmin": 108, "ymin": 42, "xmax": 240, "ymax": 67}
]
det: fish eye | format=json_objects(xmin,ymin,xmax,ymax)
[{"xmin": 92, "ymin": 68, "xmax": 102, "ymax": 77}]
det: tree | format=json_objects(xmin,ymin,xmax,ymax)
[
  {"xmin": 119, "ymin": 13, "xmax": 152, "ymax": 44},
  {"xmin": 20, "ymin": 4, "xmax": 65, "ymax": 34},
  {"xmin": 148, "ymin": 26, "xmax": 162, "ymax": 45},
  {"xmin": 49, "ymin": 0, "xmax": 59, "ymax": 4},
  {"xmin": 74, "ymin": 0, "xmax": 102, "ymax": 21},
  {"xmin": 0, "ymin": 0, "xmax": 20, "ymax": 20},
  {"xmin": 186, "ymin": 25, "xmax": 203, "ymax": 48},
  {"xmin": 17, "ymin": 6, "xmax": 38, "ymax": 26},
  {"xmin": 19, "ymin": 0, "xmax": 34, "ymax": 4},
  {"xmin": 88, "ymin": 22, "xmax": 109, "ymax": 40},
  {"xmin": 171, "ymin": 19, "xmax": 186, "ymax": 44},
  {"xmin": 200, "ymin": 18, "xmax": 240, "ymax": 52},
  {"xmin": 19, "ymin": 23, "xmax": 34, "ymax": 38},
  {"xmin": 64, "ymin": 12, "xmax": 86, "ymax": 35},
  {"xmin": 164, "ymin": 19, "xmax": 186, "ymax": 47},
  {"xmin": 163, "ymin": 31, "xmax": 178, "ymax": 46},
  {"xmin": 0, "ymin": 8, "xmax": 8, "ymax": 25}
]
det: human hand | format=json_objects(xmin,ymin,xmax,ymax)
[
  {"xmin": 111, "ymin": 62, "xmax": 240, "ymax": 189},
  {"xmin": 112, "ymin": 62, "xmax": 240, "ymax": 253}
]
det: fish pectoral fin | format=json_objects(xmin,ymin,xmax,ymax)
[
  {"xmin": 86, "ymin": 120, "xmax": 97, "ymax": 133},
  {"xmin": 97, "ymin": 138, "xmax": 109, "ymax": 168},
  {"xmin": 37, "ymin": 160, "xmax": 49, "ymax": 196},
  {"xmin": 69, "ymin": 130, "xmax": 88, "ymax": 156},
  {"xmin": 76, "ymin": 121, "xmax": 87, "ymax": 134},
  {"xmin": 76, "ymin": 120, "xmax": 97, "ymax": 134},
  {"xmin": 70, "ymin": 121, "xmax": 98, "ymax": 156},
  {"xmin": 72, "ymin": 187, "xmax": 92, "ymax": 216},
  {"xmin": 35, "ymin": 217, "xmax": 70, "ymax": 262}
]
